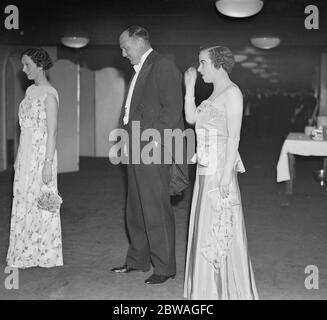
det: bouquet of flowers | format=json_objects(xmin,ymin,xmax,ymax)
[{"xmin": 37, "ymin": 185, "xmax": 63, "ymax": 213}]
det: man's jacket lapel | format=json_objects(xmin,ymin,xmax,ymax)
[{"xmin": 128, "ymin": 51, "xmax": 156, "ymax": 123}]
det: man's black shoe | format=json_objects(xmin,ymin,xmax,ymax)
[{"xmin": 144, "ymin": 273, "xmax": 175, "ymax": 284}]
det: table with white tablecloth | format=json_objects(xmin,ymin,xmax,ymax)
[{"xmin": 277, "ymin": 132, "xmax": 327, "ymax": 194}]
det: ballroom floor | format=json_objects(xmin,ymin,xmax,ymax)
[{"xmin": 0, "ymin": 135, "xmax": 327, "ymax": 300}]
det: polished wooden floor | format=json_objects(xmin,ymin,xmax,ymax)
[{"xmin": 0, "ymin": 135, "xmax": 326, "ymax": 299}]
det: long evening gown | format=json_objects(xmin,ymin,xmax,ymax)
[
  {"xmin": 184, "ymin": 89, "xmax": 258, "ymax": 299},
  {"xmin": 7, "ymin": 84, "xmax": 63, "ymax": 268}
]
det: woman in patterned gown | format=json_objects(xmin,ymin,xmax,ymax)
[
  {"xmin": 183, "ymin": 46, "xmax": 258, "ymax": 299},
  {"xmin": 7, "ymin": 48, "xmax": 63, "ymax": 268}
]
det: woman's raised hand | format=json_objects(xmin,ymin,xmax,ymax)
[{"xmin": 184, "ymin": 67, "xmax": 197, "ymax": 89}]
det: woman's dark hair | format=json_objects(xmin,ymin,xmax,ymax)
[
  {"xmin": 200, "ymin": 45, "xmax": 235, "ymax": 74},
  {"xmin": 21, "ymin": 47, "xmax": 53, "ymax": 70}
]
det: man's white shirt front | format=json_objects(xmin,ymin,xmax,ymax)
[{"xmin": 123, "ymin": 48, "xmax": 153, "ymax": 125}]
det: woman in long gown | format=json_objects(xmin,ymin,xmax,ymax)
[
  {"xmin": 183, "ymin": 46, "xmax": 258, "ymax": 299},
  {"xmin": 7, "ymin": 48, "xmax": 63, "ymax": 268}
]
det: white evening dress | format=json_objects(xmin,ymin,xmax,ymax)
[
  {"xmin": 7, "ymin": 84, "xmax": 63, "ymax": 268},
  {"xmin": 184, "ymin": 90, "xmax": 258, "ymax": 299}
]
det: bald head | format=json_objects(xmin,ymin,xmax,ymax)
[{"xmin": 119, "ymin": 26, "xmax": 151, "ymax": 65}]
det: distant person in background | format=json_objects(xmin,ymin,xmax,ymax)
[
  {"xmin": 252, "ymin": 91, "xmax": 262, "ymax": 137},
  {"xmin": 7, "ymin": 48, "xmax": 63, "ymax": 268},
  {"xmin": 290, "ymin": 92, "xmax": 317, "ymax": 131},
  {"xmin": 242, "ymin": 91, "xmax": 252, "ymax": 135}
]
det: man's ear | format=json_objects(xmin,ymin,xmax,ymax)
[{"xmin": 136, "ymin": 37, "xmax": 145, "ymax": 49}]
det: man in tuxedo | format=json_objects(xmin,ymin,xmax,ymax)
[{"xmin": 111, "ymin": 26, "xmax": 185, "ymax": 284}]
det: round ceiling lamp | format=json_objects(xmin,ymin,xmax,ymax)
[
  {"xmin": 215, "ymin": 0, "xmax": 264, "ymax": 18},
  {"xmin": 61, "ymin": 36, "xmax": 90, "ymax": 48},
  {"xmin": 259, "ymin": 73, "xmax": 271, "ymax": 78},
  {"xmin": 241, "ymin": 46, "xmax": 260, "ymax": 55},
  {"xmin": 254, "ymin": 56, "xmax": 266, "ymax": 63},
  {"xmin": 250, "ymin": 36, "xmax": 280, "ymax": 49},
  {"xmin": 241, "ymin": 61, "xmax": 258, "ymax": 68},
  {"xmin": 251, "ymin": 68, "xmax": 265, "ymax": 74},
  {"xmin": 234, "ymin": 54, "xmax": 248, "ymax": 63}
]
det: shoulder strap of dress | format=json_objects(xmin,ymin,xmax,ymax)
[
  {"xmin": 211, "ymin": 84, "xmax": 237, "ymax": 102},
  {"xmin": 46, "ymin": 87, "xmax": 59, "ymax": 104}
]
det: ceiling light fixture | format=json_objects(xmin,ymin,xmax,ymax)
[
  {"xmin": 259, "ymin": 73, "xmax": 271, "ymax": 78},
  {"xmin": 241, "ymin": 46, "xmax": 260, "ymax": 55},
  {"xmin": 241, "ymin": 61, "xmax": 258, "ymax": 68},
  {"xmin": 234, "ymin": 54, "xmax": 248, "ymax": 63},
  {"xmin": 254, "ymin": 56, "xmax": 265, "ymax": 63},
  {"xmin": 215, "ymin": 0, "xmax": 264, "ymax": 18},
  {"xmin": 250, "ymin": 36, "xmax": 281, "ymax": 49},
  {"xmin": 251, "ymin": 68, "xmax": 265, "ymax": 74},
  {"xmin": 61, "ymin": 36, "xmax": 90, "ymax": 48}
]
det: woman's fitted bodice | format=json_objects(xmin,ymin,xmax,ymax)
[
  {"xmin": 19, "ymin": 84, "xmax": 59, "ymax": 129},
  {"xmin": 194, "ymin": 98, "xmax": 245, "ymax": 173}
]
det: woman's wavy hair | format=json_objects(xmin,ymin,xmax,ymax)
[
  {"xmin": 21, "ymin": 47, "xmax": 53, "ymax": 70},
  {"xmin": 200, "ymin": 45, "xmax": 235, "ymax": 74}
]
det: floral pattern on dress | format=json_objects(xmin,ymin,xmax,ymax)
[{"xmin": 7, "ymin": 85, "xmax": 63, "ymax": 268}]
